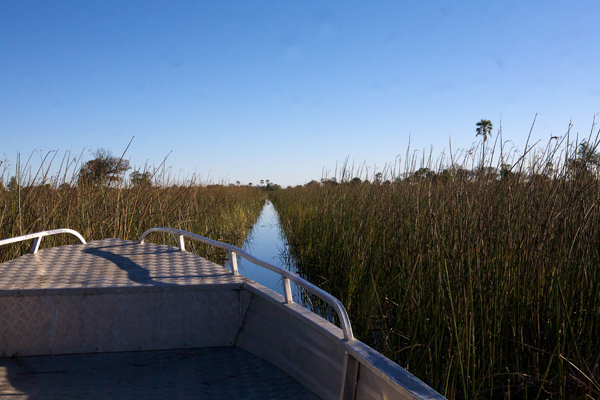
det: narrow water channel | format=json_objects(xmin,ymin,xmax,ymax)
[{"xmin": 230, "ymin": 200, "xmax": 300, "ymax": 298}]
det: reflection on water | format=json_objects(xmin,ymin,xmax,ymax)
[{"xmin": 228, "ymin": 200, "xmax": 300, "ymax": 299}]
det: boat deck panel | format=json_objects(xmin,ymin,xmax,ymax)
[
  {"xmin": 0, "ymin": 239, "xmax": 254, "ymax": 357},
  {"xmin": 0, "ymin": 239, "xmax": 248, "ymax": 295},
  {"xmin": 0, "ymin": 347, "xmax": 320, "ymax": 399}
]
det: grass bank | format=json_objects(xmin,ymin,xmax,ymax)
[{"xmin": 270, "ymin": 140, "xmax": 600, "ymax": 398}]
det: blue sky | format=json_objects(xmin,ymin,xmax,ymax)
[{"xmin": 1, "ymin": 1, "xmax": 598, "ymax": 186}]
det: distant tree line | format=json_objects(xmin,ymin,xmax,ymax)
[
  {"xmin": 3, "ymin": 120, "xmax": 600, "ymax": 192},
  {"xmin": 76, "ymin": 149, "xmax": 151, "ymax": 188}
]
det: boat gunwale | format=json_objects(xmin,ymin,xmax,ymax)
[{"xmin": 243, "ymin": 280, "xmax": 445, "ymax": 400}]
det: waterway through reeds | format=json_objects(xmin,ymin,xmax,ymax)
[{"xmin": 227, "ymin": 200, "xmax": 302, "ymax": 299}]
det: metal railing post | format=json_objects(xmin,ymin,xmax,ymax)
[
  {"xmin": 283, "ymin": 277, "xmax": 293, "ymax": 304},
  {"xmin": 30, "ymin": 237, "xmax": 42, "ymax": 254},
  {"xmin": 178, "ymin": 234, "xmax": 186, "ymax": 251},
  {"xmin": 231, "ymin": 251, "xmax": 239, "ymax": 275}
]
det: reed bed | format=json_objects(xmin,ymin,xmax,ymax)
[
  {"xmin": 0, "ymin": 153, "xmax": 266, "ymax": 264},
  {"xmin": 270, "ymin": 136, "xmax": 600, "ymax": 399}
]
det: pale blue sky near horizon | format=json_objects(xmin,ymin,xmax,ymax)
[{"xmin": 1, "ymin": 1, "xmax": 598, "ymax": 186}]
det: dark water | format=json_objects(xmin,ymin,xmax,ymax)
[{"xmin": 228, "ymin": 200, "xmax": 300, "ymax": 298}]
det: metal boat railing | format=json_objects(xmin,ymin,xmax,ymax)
[
  {"xmin": 139, "ymin": 227, "xmax": 355, "ymax": 341},
  {"xmin": 0, "ymin": 229, "xmax": 87, "ymax": 254},
  {"xmin": 0, "ymin": 227, "xmax": 355, "ymax": 341}
]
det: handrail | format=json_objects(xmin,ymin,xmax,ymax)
[
  {"xmin": 0, "ymin": 229, "xmax": 87, "ymax": 254},
  {"xmin": 139, "ymin": 227, "xmax": 355, "ymax": 341}
]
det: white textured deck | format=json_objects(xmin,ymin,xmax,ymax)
[
  {"xmin": 0, "ymin": 238, "xmax": 247, "ymax": 293},
  {"xmin": 0, "ymin": 239, "xmax": 320, "ymax": 399},
  {"xmin": 0, "ymin": 239, "xmax": 255, "ymax": 357}
]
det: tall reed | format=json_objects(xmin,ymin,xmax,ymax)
[
  {"xmin": 271, "ymin": 135, "xmax": 600, "ymax": 399},
  {"xmin": 0, "ymin": 151, "xmax": 266, "ymax": 264}
]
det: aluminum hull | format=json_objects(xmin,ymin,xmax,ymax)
[{"xmin": 0, "ymin": 233, "xmax": 444, "ymax": 399}]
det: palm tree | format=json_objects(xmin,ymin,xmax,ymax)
[
  {"xmin": 476, "ymin": 119, "xmax": 493, "ymax": 142},
  {"xmin": 476, "ymin": 119, "xmax": 493, "ymax": 171}
]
